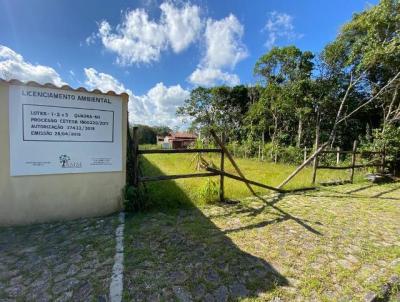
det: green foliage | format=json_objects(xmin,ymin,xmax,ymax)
[
  {"xmin": 198, "ymin": 178, "xmax": 219, "ymax": 204},
  {"xmin": 134, "ymin": 124, "xmax": 172, "ymax": 144},
  {"xmin": 325, "ymin": 0, "xmax": 400, "ymax": 73},
  {"xmin": 123, "ymin": 184, "xmax": 150, "ymax": 212},
  {"xmin": 254, "ymin": 45, "xmax": 314, "ymax": 84},
  {"xmin": 278, "ymin": 146, "xmax": 304, "ymax": 164},
  {"xmin": 177, "ymin": 86, "xmax": 250, "ymax": 140},
  {"xmin": 362, "ymin": 124, "xmax": 400, "ymax": 174}
]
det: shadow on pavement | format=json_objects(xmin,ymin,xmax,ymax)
[{"xmin": 123, "ymin": 157, "xmax": 289, "ymax": 301}]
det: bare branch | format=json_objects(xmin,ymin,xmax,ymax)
[{"xmin": 336, "ymin": 71, "xmax": 400, "ymax": 125}]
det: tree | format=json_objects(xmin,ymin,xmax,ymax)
[
  {"xmin": 134, "ymin": 124, "xmax": 172, "ymax": 144},
  {"xmin": 323, "ymin": 0, "xmax": 400, "ymax": 128},
  {"xmin": 253, "ymin": 46, "xmax": 315, "ymax": 147},
  {"xmin": 177, "ymin": 86, "xmax": 252, "ymax": 140}
]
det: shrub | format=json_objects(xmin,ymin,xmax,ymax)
[
  {"xmin": 123, "ymin": 184, "xmax": 150, "ymax": 212},
  {"xmin": 361, "ymin": 125, "xmax": 400, "ymax": 175},
  {"xmin": 198, "ymin": 178, "xmax": 219, "ymax": 203}
]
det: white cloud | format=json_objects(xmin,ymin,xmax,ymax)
[
  {"xmin": 203, "ymin": 14, "xmax": 247, "ymax": 70},
  {"xmin": 96, "ymin": 2, "xmax": 202, "ymax": 65},
  {"xmin": 0, "ymin": 45, "xmax": 64, "ymax": 86},
  {"xmin": 132, "ymin": 82, "xmax": 190, "ymax": 126},
  {"xmin": 85, "ymin": 32, "xmax": 98, "ymax": 46},
  {"xmin": 84, "ymin": 67, "xmax": 189, "ymax": 127},
  {"xmin": 189, "ymin": 67, "xmax": 239, "ymax": 86},
  {"xmin": 98, "ymin": 11, "xmax": 166, "ymax": 65},
  {"xmin": 263, "ymin": 11, "xmax": 303, "ymax": 48},
  {"xmin": 188, "ymin": 14, "xmax": 246, "ymax": 87},
  {"xmin": 84, "ymin": 67, "xmax": 132, "ymax": 94},
  {"xmin": 160, "ymin": 2, "xmax": 202, "ymax": 53}
]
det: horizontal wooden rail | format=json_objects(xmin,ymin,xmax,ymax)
[
  {"xmin": 320, "ymin": 150, "xmax": 382, "ymax": 155},
  {"xmin": 206, "ymin": 167, "xmax": 284, "ymax": 193},
  {"xmin": 138, "ymin": 148, "xmax": 222, "ymax": 154},
  {"xmin": 317, "ymin": 164, "xmax": 383, "ymax": 170},
  {"xmin": 139, "ymin": 172, "xmax": 219, "ymax": 182}
]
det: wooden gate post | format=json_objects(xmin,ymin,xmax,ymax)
[
  {"xmin": 132, "ymin": 126, "xmax": 139, "ymax": 187},
  {"xmin": 350, "ymin": 140, "xmax": 358, "ymax": 183},
  {"xmin": 210, "ymin": 129, "xmax": 257, "ymax": 195},
  {"xmin": 336, "ymin": 146, "xmax": 340, "ymax": 165},
  {"xmin": 312, "ymin": 154, "xmax": 318, "ymax": 184},
  {"xmin": 311, "ymin": 126, "xmax": 320, "ymax": 184},
  {"xmin": 219, "ymin": 133, "xmax": 225, "ymax": 202}
]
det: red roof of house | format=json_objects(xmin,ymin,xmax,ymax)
[{"xmin": 168, "ymin": 132, "xmax": 197, "ymax": 140}]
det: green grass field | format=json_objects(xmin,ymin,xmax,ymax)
[{"xmin": 139, "ymin": 151, "xmax": 367, "ymax": 208}]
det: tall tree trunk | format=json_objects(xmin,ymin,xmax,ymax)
[
  {"xmin": 271, "ymin": 113, "xmax": 278, "ymax": 160},
  {"xmin": 296, "ymin": 118, "xmax": 303, "ymax": 148}
]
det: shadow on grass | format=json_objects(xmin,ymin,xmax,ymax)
[
  {"xmin": 210, "ymin": 193, "xmax": 323, "ymax": 236},
  {"xmin": 123, "ymin": 157, "xmax": 289, "ymax": 300},
  {"xmin": 316, "ymin": 182, "xmax": 400, "ymax": 201}
]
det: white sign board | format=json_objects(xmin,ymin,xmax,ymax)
[{"xmin": 9, "ymin": 85, "xmax": 123, "ymax": 176}]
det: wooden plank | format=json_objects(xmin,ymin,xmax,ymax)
[
  {"xmin": 139, "ymin": 172, "xmax": 219, "ymax": 182},
  {"xmin": 320, "ymin": 150, "xmax": 354, "ymax": 154},
  {"xmin": 278, "ymin": 142, "xmax": 328, "ymax": 189},
  {"xmin": 138, "ymin": 148, "xmax": 222, "ymax": 154},
  {"xmin": 219, "ymin": 133, "xmax": 225, "ymax": 202},
  {"xmin": 350, "ymin": 140, "xmax": 358, "ymax": 183},
  {"xmin": 206, "ymin": 167, "xmax": 284, "ymax": 193},
  {"xmin": 126, "ymin": 118, "xmax": 134, "ymax": 186},
  {"xmin": 312, "ymin": 110, "xmax": 321, "ymax": 185},
  {"xmin": 317, "ymin": 164, "xmax": 382, "ymax": 170},
  {"xmin": 285, "ymin": 187, "xmax": 316, "ymax": 192},
  {"xmin": 320, "ymin": 150, "xmax": 381, "ymax": 154},
  {"xmin": 210, "ymin": 129, "xmax": 257, "ymax": 195},
  {"xmin": 132, "ymin": 127, "xmax": 139, "ymax": 187},
  {"xmin": 336, "ymin": 146, "xmax": 340, "ymax": 165},
  {"xmin": 381, "ymin": 146, "xmax": 386, "ymax": 173}
]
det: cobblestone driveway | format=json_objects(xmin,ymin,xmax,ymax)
[
  {"xmin": 123, "ymin": 182, "xmax": 400, "ymax": 301},
  {"xmin": 0, "ymin": 214, "xmax": 118, "ymax": 301},
  {"xmin": 1, "ymin": 182, "xmax": 399, "ymax": 301}
]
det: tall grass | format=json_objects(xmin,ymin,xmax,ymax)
[{"xmin": 139, "ymin": 150, "xmax": 367, "ymax": 208}]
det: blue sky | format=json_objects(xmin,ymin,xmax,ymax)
[{"xmin": 0, "ymin": 0, "xmax": 377, "ymax": 127}]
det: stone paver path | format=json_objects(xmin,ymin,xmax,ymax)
[
  {"xmin": 1, "ymin": 182, "xmax": 399, "ymax": 301},
  {"xmin": 124, "ymin": 182, "xmax": 400, "ymax": 301},
  {"xmin": 0, "ymin": 214, "xmax": 118, "ymax": 301}
]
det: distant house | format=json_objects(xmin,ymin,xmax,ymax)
[{"xmin": 156, "ymin": 132, "xmax": 197, "ymax": 149}]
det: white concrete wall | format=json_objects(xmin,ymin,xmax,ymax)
[{"xmin": 0, "ymin": 82, "xmax": 128, "ymax": 225}]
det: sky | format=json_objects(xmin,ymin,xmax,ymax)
[{"xmin": 0, "ymin": 0, "xmax": 377, "ymax": 128}]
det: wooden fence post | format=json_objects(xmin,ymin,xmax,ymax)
[
  {"xmin": 381, "ymin": 145, "xmax": 386, "ymax": 174},
  {"xmin": 261, "ymin": 134, "xmax": 265, "ymax": 161},
  {"xmin": 210, "ymin": 129, "xmax": 257, "ymax": 195},
  {"xmin": 219, "ymin": 133, "xmax": 225, "ymax": 202},
  {"xmin": 126, "ymin": 118, "xmax": 133, "ymax": 185},
  {"xmin": 132, "ymin": 126, "xmax": 139, "ymax": 187},
  {"xmin": 350, "ymin": 140, "xmax": 358, "ymax": 183},
  {"xmin": 312, "ymin": 154, "xmax": 318, "ymax": 184},
  {"xmin": 336, "ymin": 146, "xmax": 340, "ymax": 165},
  {"xmin": 311, "ymin": 125, "xmax": 320, "ymax": 184}
]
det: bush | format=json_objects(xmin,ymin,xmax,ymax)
[
  {"xmin": 123, "ymin": 184, "xmax": 150, "ymax": 212},
  {"xmin": 198, "ymin": 178, "xmax": 219, "ymax": 203},
  {"xmin": 361, "ymin": 125, "xmax": 400, "ymax": 175},
  {"xmin": 278, "ymin": 146, "xmax": 304, "ymax": 164}
]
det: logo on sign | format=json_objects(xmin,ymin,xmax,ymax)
[{"xmin": 59, "ymin": 154, "xmax": 82, "ymax": 169}]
